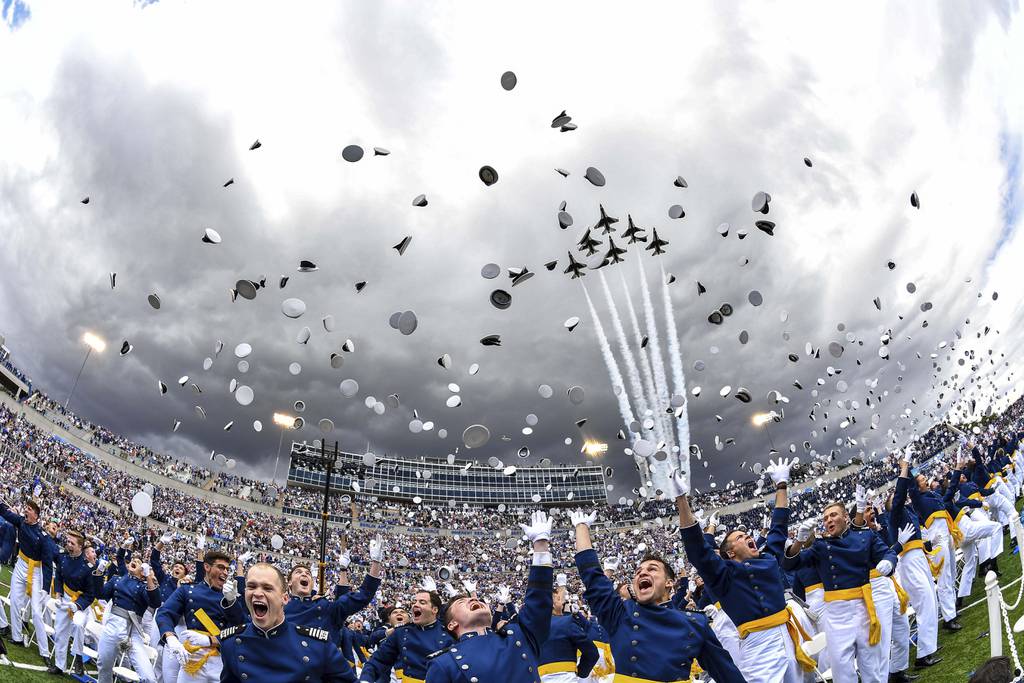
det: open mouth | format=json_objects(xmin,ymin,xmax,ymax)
[
  {"xmin": 746, "ymin": 539, "xmax": 757, "ymax": 551},
  {"xmin": 637, "ymin": 577, "xmax": 653, "ymax": 591},
  {"xmin": 468, "ymin": 602, "xmax": 485, "ymax": 612},
  {"xmin": 251, "ymin": 599, "xmax": 268, "ymax": 620},
  {"xmin": 412, "ymin": 606, "xmax": 422, "ymax": 618},
  {"xmin": 300, "ymin": 578, "xmax": 310, "ymax": 589}
]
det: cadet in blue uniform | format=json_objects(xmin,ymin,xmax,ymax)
[
  {"xmin": 359, "ymin": 587, "xmax": 453, "ymax": 683},
  {"xmin": 0, "ymin": 496, "xmax": 53, "ymax": 660},
  {"xmin": 570, "ymin": 490, "xmax": 745, "ymax": 683},
  {"xmin": 537, "ymin": 572, "xmax": 598, "ymax": 681},
  {"xmin": 909, "ymin": 465, "xmax": 962, "ymax": 629},
  {"xmin": 284, "ymin": 535, "xmax": 384, "ymax": 660},
  {"xmin": 0, "ymin": 515, "xmax": 11, "ymax": 637},
  {"xmin": 151, "ymin": 537, "xmax": 196, "ymax": 683},
  {"xmin": 92, "ymin": 553, "xmax": 162, "ymax": 683},
  {"xmin": 783, "ymin": 493, "xmax": 901, "ymax": 683},
  {"xmin": 948, "ymin": 464, "xmax": 1002, "ymax": 600},
  {"xmin": 427, "ymin": 510, "xmax": 555, "ymax": 683},
  {"xmin": 679, "ymin": 457, "xmax": 813, "ymax": 682},
  {"xmin": 157, "ymin": 550, "xmax": 248, "ymax": 683},
  {"xmin": 220, "ymin": 562, "xmax": 353, "ymax": 682},
  {"xmin": 48, "ymin": 529, "xmax": 95, "ymax": 675}
]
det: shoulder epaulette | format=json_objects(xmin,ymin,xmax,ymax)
[
  {"xmin": 297, "ymin": 625, "xmax": 330, "ymax": 641},
  {"xmin": 219, "ymin": 624, "xmax": 243, "ymax": 639},
  {"xmin": 426, "ymin": 645, "xmax": 452, "ymax": 661}
]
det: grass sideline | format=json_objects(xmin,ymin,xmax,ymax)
[{"xmin": 4, "ymin": 518, "xmax": 1024, "ymax": 682}]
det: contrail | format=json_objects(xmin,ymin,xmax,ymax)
[
  {"xmin": 619, "ymin": 268, "xmax": 671, "ymax": 449},
  {"xmin": 582, "ymin": 283, "xmax": 637, "ymax": 431},
  {"xmin": 598, "ymin": 271, "xmax": 654, "ymax": 442},
  {"xmin": 636, "ymin": 257, "xmax": 673, "ymax": 445},
  {"xmin": 659, "ymin": 260, "xmax": 690, "ymax": 477}
]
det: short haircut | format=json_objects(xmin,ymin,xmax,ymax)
[
  {"xmin": 823, "ymin": 501, "xmax": 847, "ymax": 517},
  {"xmin": 66, "ymin": 529, "xmax": 85, "ymax": 544},
  {"xmin": 414, "ymin": 589, "xmax": 442, "ymax": 613},
  {"xmin": 25, "ymin": 500, "xmax": 40, "ymax": 515},
  {"xmin": 203, "ymin": 550, "xmax": 231, "ymax": 567},
  {"xmin": 246, "ymin": 562, "xmax": 286, "ymax": 592},
  {"xmin": 288, "ymin": 563, "xmax": 311, "ymax": 581},
  {"xmin": 638, "ymin": 553, "xmax": 676, "ymax": 582},
  {"xmin": 718, "ymin": 530, "xmax": 743, "ymax": 560},
  {"xmin": 441, "ymin": 594, "xmax": 472, "ymax": 633}
]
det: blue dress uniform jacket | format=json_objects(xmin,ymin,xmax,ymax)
[
  {"xmin": 889, "ymin": 476, "xmax": 923, "ymax": 544},
  {"xmin": 537, "ymin": 613, "xmax": 599, "ymax": 678},
  {"xmin": 781, "ymin": 527, "xmax": 898, "ymax": 590},
  {"xmin": 0, "ymin": 501, "xmax": 54, "ymax": 590},
  {"xmin": 359, "ymin": 619, "xmax": 454, "ymax": 682},
  {"xmin": 285, "ymin": 573, "xmax": 381, "ymax": 639},
  {"xmin": 424, "ymin": 564, "xmax": 554, "ymax": 683},
  {"xmin": 575, "ymin": 548, "xmax": 744, "ymax": 683},
  {"xmin": 682, "ymin": 505, "xmax": 790, "ymax": 630},
  {"xmin": 150, "ymin": 546, "xmax": 185, "ymax": 603},
  {"xmin": 156, "ymin": 580, "xmax": 248, "ymax": 640},
  {"xmin": 53, "ymin": 552, "xmax": 94, "ymax": 610},
  {"xmin": 219, "ymin": 619, "xmax": 354, "ymax": 683},
  {"xmin": 0, "ymin": 517, "xmax": 14, "ymax": 564},
  {"xmin": 93, "ymin": 572, "xmax": 161, "ymax": 616},
  {"xmin": 790, "ymin": 564, "xmax": 823, "ymax": 602}
]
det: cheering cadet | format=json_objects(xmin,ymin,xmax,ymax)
[
  {"xmin": 359, "ymin": 585, "xmax": 453, "ymax": 683},
  {"xmin": 889, "ymin": 452, "xmax": 942, "ymax": 668},
  {"xmin": 572, "ymin": 473, "xmax": 745, "ymax": 683},
  {"xmin": 0, "ymin": 496, "xmax": 53, "ymax": 662},
  {"xmin": 680, "ymin": 457, "xmax": 813, "ymax": 682},
  {"xmin": 92, "ymin": 554, "xmax": 161, "ymax": 683},
  {"xmin": 47, "ymin": 528, "xmax": 95, "ymax": 676},
  {"xmin": 783, "ymin": 493, "xmax": 901, "ymax": 683},
  {"xmin": 538, "ymin": 572, "xmax": 598, "ymax": 681},
  {"xmin": 908, "ymin": 466, "xmax": 963, "ymax": 630},
  {"xmin": 151, "ymin": 535, "xmax": 198, "ymax": 683},
  {"xmin": 948, "ymin": 462, "xmax": 1002, "ymax": 601},
  {"xmin": 426, "ymin": 510, "xmax": 555, "ymax": 683},
  {"xmin": 157, "ymin": 550, "xmax": 248, "ymax": 683},
  {"xmin": 220, "ymin": 562, "xmax": 352, "ymax": 682}
]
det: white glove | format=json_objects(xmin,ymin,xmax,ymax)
[
  {"xmin": 663, "ymin": 468, "xmax": 690, "ymax": 499},
  {"xmin": 160, "ymin": 533, "xmax": 173, "ymax": 544},
  {"xmin": 570, "ymin": 509, "xmax": 597, "ymax": 528},
  {"xmin": 121, "ymin": 536, "xmax": 134, "ymax": 550},
  {"xmin": 66, "ymin": 600, "xmax": 79, "ymax": 613},
  {"xmin": 96, "ymin": 558, "xmax": 110, "ymax": 574},
  {"xmin": 46, "ymin": 597, "xmax": 58, "ymax": 612},
  {"xmin": 707, "ymin": 511, "xmax": 720, "ymax": 529},
  {"xmin": 338, "ymin": 551, "xmax": 352, "ymax": 569},
  {"xmin": 141, "ymin": 563, "xmax": 151, "ymax": 578},
  {"xmin": 420, "ymin": 575, "xmax": 438, "ymax": 593},
  {"xmin": 766, "ymin": 457, "xmax": 793, "ymax": 486},
  {"xmin": 444, "ymin": 582, "xmax": 459, "ymax": 597},
  {"xmin": 556, "ymin": 573, "xmax": 568, "ymax": 588},
  {"xmin": 196, "ymin": 534, "xmax": 206, "ymax": 550},
  {"xmin": 875, "ymin": 559, "xmax": 894, "ymax": 576},
  {"xmin": 165, "ymin": 634, "xmax": 188, "ymax": 666},
  {"xmin": 496, "ymin": 585, "xmax": 511, "ymax": 604},
  {"xmin": 796, "ymin": 520, "xmax": 815, "ymax": 543},
  {"xmin": 369, "ymin": 535, "xmax": 384, "ymax": 562},
  {"xmin": 897, "ymin": 524, "xmax": 915, "ymax": 545},
  {"xmin": 520, "ymin": 511, "xmax": 552, "ymax": 543},
  {"xmin": 702, "ymin": 603, "xmax": 718, "ymax": 619},
  {"xmin": 238, "ymin": 551, "xmax": 253, "ymax": 565},
  {"xmin": 462, "ymin": 579, "xmax": 477, "ymax": 593},
  {"xmin": 602, "ymin": 556, "xmax": 620, "ymax": 572},
  {"xmin": 222, "ymin": 578, "xmax": 239, "ymax": 605},
  {"xmin": 855, "ymin": 484, "xmax": 867, "ymax": 513}
]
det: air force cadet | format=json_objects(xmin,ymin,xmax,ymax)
[{"xmin": 92, "ymin": 553, "xmax": 162, "ymax": 683}]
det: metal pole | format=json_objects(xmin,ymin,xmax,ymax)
[
  {"xmin": 317, "ymin": 441, "xmax": 335, "ymax": 597},
  {"xmin": 272, "ymin": 429, "xmax": 287, "ymax": 484},
  {"xmin": 64, "ymin": 347, "xmax": 92, "ymax": 411},
  {"xmin": 762, "ymin": 423, "xmax": 776, "ymax": 451}
]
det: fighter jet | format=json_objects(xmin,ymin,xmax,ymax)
[
  {"xmin": 576, "ymin": 228, "xmax": 602, "ymax": 256},
  {"xmin": 602, "ymin": 237, "xmax": 627, "ymax": 265},
  {"xmin": 646, "ymin": 228, "xmax": 669, "ymax": 255},
  {"xmin": 563, "ymin": 251, "xmax": 587, "ymax": 279},
  {"xmin": 622, "ymin": 215, "xmax": 647, "ymax": 244},
  {"xmin": 592, "ymin": 204, "xmax": 619, "ymax": 234}
]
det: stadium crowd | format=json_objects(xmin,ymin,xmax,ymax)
[{"xmin": 0, "ymin": 359, "xmax": 1019, "ymax": 682}]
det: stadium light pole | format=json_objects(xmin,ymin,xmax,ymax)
[
  {"xmin": 271, "ymin": 412, "xmax": 296, "ymax": 484},
  {"xmin": 752, "ymin": 412, "xmax": 777, "ymax": 452},
  {"xmin": 65, "ymin": 332, "xmax": 106, "ymax": 411},
  {"xmin": 291, "ymin": 439, "xmax": 342, "ymax": 596}
]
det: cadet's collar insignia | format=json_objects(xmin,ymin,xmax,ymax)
[
  {"xmin": 254, "ymin": 620, "xmax": 286, "ymax": 638},
  {"xmin": 219, "ymin": 625, "xmax": 242, "ymax": 639},
  {"xmin": 297, "ymin": 625, "xmax": 330, "ymax": 641},
  {"xmin": 426, "ymin": 646, "xmax": 452, "ymax": 660},
  {"xmin": 458, "ymin": 629, "xmax": 490, "ymax": 641}
]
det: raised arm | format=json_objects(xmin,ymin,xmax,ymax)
[
  {"xmin": 571, "ymin": 509, "xmax": 627, "ymax": 634},
  {"xmin": 516, "ymin": 511, "xmax": 554, "ymax": 654}
]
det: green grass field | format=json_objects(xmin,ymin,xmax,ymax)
[{"xmin": 4, "ymin": 523, "xmax": 1024, "ymax": 682}]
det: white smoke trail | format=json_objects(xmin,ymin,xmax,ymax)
[
  {"xmin": 636, "ymin": 257, "xmax": 673, "ymax": 436},
  {"xmin": 598, "ymin": 271, "xmax": 654, "ymax": 442},
  {"xmin": 618, "ymin": 268, "xmax": 671, "ymax": 449},
  {"xmin": 660, "ymin": 261, "xmax": 691, "ymax": 477},
  {"xmin": 582, "ymin": 283, "xmax": 637, "ymax": 431}
]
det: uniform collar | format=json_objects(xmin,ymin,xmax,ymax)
[
  {"xmin": 457, "ymin": 629, "xmax": 491, "ymax": 641},
  {"xmin": 252, "ymin": 618, "xmax": 286, "ymax": 638},
  {"xmin": 413, "ymin": 620, "xmax": 438, "ymax": 631}
]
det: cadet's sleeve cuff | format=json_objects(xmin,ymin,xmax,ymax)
[
  {"xmin": 532, "ymin": 551, "xmax": 552, "ymax": 567},
  {"xmin": 574, "ymin": 548, "xmax": 600, "ymax": 571}
]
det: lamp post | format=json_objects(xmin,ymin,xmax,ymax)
[
  {"xmin": 65, "ymin": 332, "xmax": 106, "ymax": 411},
  {"xmin": 752, "ymin": 412, "xmax": 778, "ymax": 453},
  {"xmin": 291, "ymin": 440, "xmax": 342, "ymax": 596},
  {"xmin": 271, "ymin": 412, "xmax": 296, "ymax": 484}
]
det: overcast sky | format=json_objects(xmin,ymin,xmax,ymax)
[{"xmin": 1, "ymin": 0, "xmax": 1022, "ymax": 500}]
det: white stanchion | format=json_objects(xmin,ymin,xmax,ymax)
[{"xmin": 986, "ymin": 570, "xmax": 1004, "ymax": 657}]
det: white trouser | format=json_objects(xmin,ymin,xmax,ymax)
[
  {"xmin": 972, "ymin": 507, "xmax": 1004, "ymax": 560},
  {"xmin": 897, "ymin": 548, "xmax": 939, "ymax": 657},
  {"xmin": 880, "ymin": 580, "xmax": 911, "ymax": 674},
  {"xmin": 996, "ymin": 480, "xmax": 1016, "ymax": 519},
  {"xmin": 803, "ymin": 588, "xmax": 829, "ymax": 674},
  {"xmin": 0, "ymin": 586, "xmax": 8, "ymax": 627},
  {"xmin": 175, "ymin": 638, "xmax": 222, "ymax": 683},
  {"xmin": 8, "ymin": 555, "xmax": 50, "ymax": 656},
  {"xmin": 738, "ymin": 622, "xmax": 802, "ymax": 683},
  {"xmin": 97, "ymin": 612, "xmax": 157, "ymax": 683},
  {"xmin": 958, "ymin": 513, "xmax": 1002, "ymax": 598},
  {"xmin": 52, "ymin": 600, "xmax": 88, "ymax": 671},
  {"xmin": 867, "ymin": 577, "xmax": 895, "ymax": 680},
  {"xmin": 821, "ymin": 596, "xmax": 886, "ymax": 683},
  {"xmin": 710, "ymin": 606, "xmax": 742, "ymax": 670},
  {"xmin": 922, "ymin": 520, "xmax": 957, "ymax": 621},
  {"xmin": 540, "ymin": 672, "xmax": 578, "ymax": 683}
]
